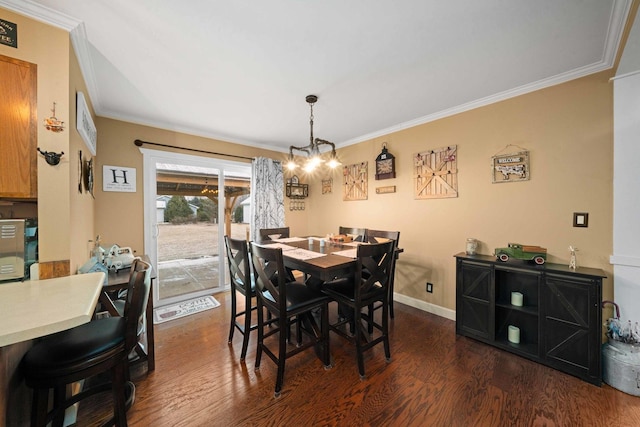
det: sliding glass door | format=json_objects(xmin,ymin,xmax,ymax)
[{"xmin": 141, "ymin": 148, "xmax": 251, "ymax": 307}]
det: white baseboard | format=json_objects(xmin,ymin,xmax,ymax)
[{"xmin": 393, "ymin": 292, "xmax": 456, "ymax": 321}]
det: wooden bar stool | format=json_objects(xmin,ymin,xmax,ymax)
[{"xmin": 22, "ymin": 260, "xmax": 151, "ymax": 427}]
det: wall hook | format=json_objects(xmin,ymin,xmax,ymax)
[{"xmin": 37, "ymin": 147, "xmax": 64, "ymax": 166}]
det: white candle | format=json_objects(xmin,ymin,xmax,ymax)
[
  {"xmin": 508, "ymin": 325, "xmax": 520, "ymax": 344},
  {"xmin": 511, "ymin": 291, "xmax": 523, "ymax": 306}
]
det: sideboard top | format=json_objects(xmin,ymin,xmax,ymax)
[{"xmin": 454, "ymin": 252, "xmax": 607, "ymax": 279}]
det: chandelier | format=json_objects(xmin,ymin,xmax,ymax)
[{"xmin": 286, "ymin": 95, "xmax": 341, "ymax": 172}]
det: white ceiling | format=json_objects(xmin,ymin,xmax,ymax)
[{"xmin": 1, "ymin": 0, "xmax": 632, "ymax": 152}]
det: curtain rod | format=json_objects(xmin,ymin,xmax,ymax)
[{"xmin": 134, "ymin": 139, "xmax": 254, "ymax": 161}]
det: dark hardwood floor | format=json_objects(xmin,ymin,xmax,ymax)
[{"xmin": 77, "ymin": 291, "xmax": 640, "ymax": 426}]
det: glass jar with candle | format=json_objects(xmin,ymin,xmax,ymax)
[{"xmin": 466, "ymin": 238, "xmax": 478, "ymax": 255}]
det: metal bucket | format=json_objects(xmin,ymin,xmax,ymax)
[{"xmin": 602, "ymin": 339, "xmax": 640, "ymax": 396}]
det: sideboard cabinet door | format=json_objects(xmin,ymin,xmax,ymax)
[
  {"xmin": 456, "ymin": 259, "xmax": 493, "ymax": 340},
  {"xmin": 543, "ymin": 272, "xmax": 602, "ymax": 384}
]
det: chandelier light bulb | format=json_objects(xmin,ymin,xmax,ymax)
[{"xmin": 327, "ymin": 157, "xmax": 340, "ymax": 169}]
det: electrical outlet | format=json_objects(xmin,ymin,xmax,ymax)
[{"xmin": 426, "ymin": 282, "xmax": 433, "ymax": 293}]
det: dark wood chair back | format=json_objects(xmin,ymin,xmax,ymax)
[
  {"xmin": 123, "ymin": 259, "xmax": 152, "ymax": 353},
  {"xmin": 365, "ymin": 229, "xmax": 400, "ymax": 247},
  {"xmin": 225, "ymin": 236, "xmax": 251, "ymax": 293},
  {"xmin": 249, "ymin": 243, "xmax": 288, "ymax": 312},
  {"xmin": 258, "ymin": 227, "xmax": 290, "ymax": 243},
  {"xmin": 364, "ymin": 229, "xmax": 400, "ymax": 318},
  {"xmin": 339, "ymin": 226, "xmax": 366, "ymax": 242},
  {"xmin": 354, "ymin": 241, "xmax": 395, "ymax": 302}
]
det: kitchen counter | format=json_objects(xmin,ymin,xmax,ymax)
[
  {"xmin": 0, "ymin": 272, "xmax": 104, "ymax": 347},
  {"xmin": 0, "ymin": 272, "xmax": 104, "ymax": 426}
]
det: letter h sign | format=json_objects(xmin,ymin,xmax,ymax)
[{"xmin": 103, "ymin": 165, "xmax": 137, "ymax": 192}]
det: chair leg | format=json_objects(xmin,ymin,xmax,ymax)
[
  {"xmin": 240, "ymin": 293, "xmax": 252, "ymax": 361},
  {"xmin": 382, "ymin": 300, "xmax": 391, "ymax": 362},
  {"xmin": 353, "ymin": 307, "xmax": 366, "ymax": 379},
  {"xmin": 31, "ymin": 387, "xmax": 49, "ymax": 427},
  {"xmin": 111, "ymin": 361, "xmax": 128, "ymax": 427},
  {"xmin": 321, "ymin": 303, "xmax": 331, "ymax": 368},
  {"xmin": 254, "ymin": 302, "xmax": 264, "ymax": 370},
  {"xmin": 367, "ymin": 304, "xmax": 374, "ymax": 335},
  {"xmin": 52, "ymin": 384, "xmax": 66, "ymax": 427},
  {"xmin": 274, "ymin": 315, "xmax": 288, "ymax": 397},
  {"xmin": 389, "ymin": 263, "xmax": 396, "ymax": 319},
  {"xmin": 228, "ymin": 288, "xmax": 237, "ymax": 344}
]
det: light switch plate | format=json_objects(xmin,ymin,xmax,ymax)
[{"xmin": 573, "ymin": 212, "xmax": 589, "ymax": 228}]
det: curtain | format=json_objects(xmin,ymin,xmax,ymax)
[{"xmin": 250, "ymin": 157, "xmax": 285, "ymax": 241}]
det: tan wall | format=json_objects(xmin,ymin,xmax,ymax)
[
  {"xmin": 302, "ymin": 71, "xmax": 614, "ymax": 312},
  {"xmin": 93, "ymin": 118, "xmax": 289, "ymax": 253},
  {"xmin": 0, "ymin": 8, "xmax": 74, "ymax": 264},
  {"xmin": 68, "ymin": 41, "xmax": 97, "ymax": 272}
]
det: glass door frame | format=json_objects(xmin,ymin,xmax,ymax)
[{"xmin": 140, "ymin": 147, "xmax": 251, "ymax": 308}]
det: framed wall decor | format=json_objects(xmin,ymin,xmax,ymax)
[
  {"xmin": 376, "ymin": 185, "xmax": 396, "ymax": 194},
  {"xmin": 76, "ymin": 91, "xmax": 97, "ymax": 156},
  {"xmin": 413, "ymin": 145, "xmax": 458, "ymax": 199},
  {"xmin": 492, "ymin": 147, "xmax": 529, "ymax": 183},
  {"xmin": 103, "ymin": 165, "xmax": 136, "ymax": 192},
  {"xmin": 322, "ymin": 178, "xmax": 333, "ymax": 194},
  {"xmin": 343, "ymin": 162, "xmax": 368, "ymax": 201}
]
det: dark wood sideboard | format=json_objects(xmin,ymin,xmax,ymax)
[{"xmin": 455, "ymin": 253, "xmax": 606, "ymax": 385}]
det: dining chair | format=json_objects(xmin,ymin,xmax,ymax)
[
  {"xmin": 258, "ymin": 227, "xmax": 290, "ymax": 243},
  {"xmin": 112, "ymin": 259, "xmax": 154, "ymax": 365},
  {"xmin": 250, "ymin": 242, "xmax": 331, "ymax": 397},
  {"xmin": 365, "ymin": 229, "xmax": 401, "ymax": 319},
  {"xmin": 338, "ymin": 226, "xmax": 366, "ymax": 242},
  {"xmin": 322, "ymin": 240, "xmax": 395, "ymax": 379},
  {"xmin": 22, "ymin": 259, "xmax": 151, "ymax": 427},
  {"xmin": 224, "ymin": 235, "xmax": 257, "ymax": 361}
]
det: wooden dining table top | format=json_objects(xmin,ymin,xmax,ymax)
[
  {"xmin": 261, "ymin": 238, "xmax": 356, "ymax": 282},
  {"xmin": 261, "ymin": 237, "xmax": 403, "ymax": 283}
]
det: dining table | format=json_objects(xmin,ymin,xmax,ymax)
[
  {"xmin": 267, "ymin": 236, "xmax": 403, "ymax": 282},
  {"xmin": 266, "ymin": 237, "xmax": 361, "ymax": 283}
]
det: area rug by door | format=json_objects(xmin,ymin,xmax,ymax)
[{"xmin": 153, "ymin": 295, "xmax": 220, "ymax": 324}]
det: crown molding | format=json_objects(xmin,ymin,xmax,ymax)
[
  {"xmin": 339, "ymin": 0, "xmax": 633, "ymax": 148},
  {"xmin": 0, "ymin": 0, "xmax": 102, "ymax": 111},
  {"xmin": 0, "ymin": 0, "xmax": 80, "ymax": 30}
]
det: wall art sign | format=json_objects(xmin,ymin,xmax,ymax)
[
  {"xmin": 0, "ymin": 18, "xmax": 17, "ymax": 48},
  {"xmin": 343, "ymin": 161, "xmax": 368, "ymax": 201},
  {"xmin": 322, "ymin": 178, "xmax": 333, "ymax": 194},
  {"xmin": 492, "ymin": 149, "xmax": 529, "ymax": 183},
  {"xmin": 76, "ymin": 91, "xmax": 97, "ymax": 156},
  {"xmin": 103, "ymin": 165, "xmax": 136, "ymax": 192},
  {"xmin": 376, "ymin": 185, "xmax": 396, "ymax": 194},
  {"xmin": 414, "ymin": 145, "xmax": 458, "ymax": 199}
]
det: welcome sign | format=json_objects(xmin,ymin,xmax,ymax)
[{"xmin": 0, "ymin": 18, "xmax": 17, "ymax": 48}]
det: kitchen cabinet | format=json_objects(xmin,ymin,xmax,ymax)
[
  {"xmin": 0, "ymin": 54, "xmax": 37, "ymax": 199},
  {"xmin": 455, "ymin": 253, "xmax": 606, "ymax": 385}
]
